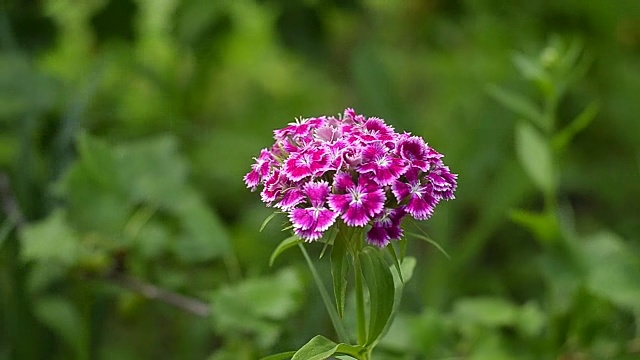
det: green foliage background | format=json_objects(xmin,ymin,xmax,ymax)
[{"xmin": 1, "ymin": 0, "xmax": 639, "ymax": 359}]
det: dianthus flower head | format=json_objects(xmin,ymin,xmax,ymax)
[{"xmin": 245, "ymin": 109, "xmax": 458, "ymax": 246}]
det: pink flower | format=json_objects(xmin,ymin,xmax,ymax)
[
  {"xmin": 283, "ymin": 147, "xmax": 330, "ymax": 181},
  {"xmin": 328, "ymin": 173, "xmax": 385, "ymax": 227},
  {"xmin": 392, "ymin": 168, "xmax": 438, "ymax": 220},
  {"xmin": 245, "ymin": 108, "xmax": 457, "ymax": 245},
  {"xmin": 366, "ymin": 207, "xmax": 406, "ymax": 247},
  {"xmin": 289, "ymin": 181, "xmax": 339, "ymax": 241},
  {"xmin": 358, "ymin": 142, "xmax": 408, "ymax": 186}
]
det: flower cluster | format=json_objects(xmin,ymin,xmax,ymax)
[{"xmin": 244, "ymin": 109, "xmax": 457, "ymax": 247}]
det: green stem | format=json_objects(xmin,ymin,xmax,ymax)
[
  {"xmin": 354, "ymin": 254, "xmax": 367, "ymax": 346},
  {"xmin": 298, "ymin": 243, "xmax": 350, "ymax": 343}
]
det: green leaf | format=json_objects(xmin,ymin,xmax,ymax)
[
  {"xmin": 516, "ymin": 301, "xmax": 546, "ymax": 337},
  {"xmin": 211, "ymin": 268, "xmax": 303, "ymax": 349},
  {"xmin": 330, "ymin": 232, "xmax": 349, "ymax": 318},
  {"xmin": 115, "ymin": 135, "xmax": 190, "ymax": 208},
  {"xmin": 173, "ymin": 193, "xmax": 232, "ymax": 262},
  {"xmin": 359, "ymin": 247, "xmax": 395, "ymax": 346},
  {"xmin": 319, "ymin": 227, "xmax": 338, "ymax": 259},
  {"xmin": 582, "ymin": 231, "xmax": 640, "ymax": 313},
  {"xmin": 260, "ymin": 212, "xmax": 281, "ymax": 232},
  {"xmin": 298, "ymin": 244, "xmax": 350, "ymax": 343},
  {"xmin": 453, "ymin": 297, "xmax": 519, "ymax": 328},
  {"xmin": 515, "ymin": 121, "xmax": 555, "ymax": 194},
  {"xmin": 386, "ymin": 244, "xmax": 403, "ymax": 283},
  {"xmin": 406, "ymin": 232, "xmax": 450, "ymax": 259},
  {"xmin": 33, "ymin": 297, "xmax": 87, "ymax": 360},
  {"xmin": 290, "ymin": 336, "xmax": 364, "ymax": 360},
  {"xmin": 512, "ymin": 53, "xmax": 554, "ymax": 98},
  {"xmin": 396, "ymin": 256, "xmax": 416, "ymax": 285},
  {"xmin": 553, "ymin": 102, "xmax": 598, "ymax": 151},
  {"xmin": 269, "ymin": 236, "xmax": 302, "ymax": 267},
  {"xmin": 509, "ymin": 209, "xmax": 560, "ymax": 243},
  {"xmin": 486, "ymin": 84, "xmax": 544, "ymax": 129},
  {"xmin": 291, "ymin": 335, "xmax": 338, "ymax": 360},
  {"xmin": 20, "ymin": 210, "xmax": 80, "ymax": 266},
  {"xmin": 261, "ymin": 351, "xmax": 296, "ymax": 360}
]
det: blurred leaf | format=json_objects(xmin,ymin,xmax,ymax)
[
  {"xmin": 269, "ymin": 235, "xmax": 302, "ymax": 267},
  {"xmin": 453, "ymin": 297, "xmax": 519, "ymax": 328},
  {"xmin": 515, "ymin": 121, "xmax": 555, "ymax": 194},
  {"xmin": 359, "ymin": 247, "xmax": 395, "ymax": 346},
  {"xmin": 486, "ymin": 85, "xmax": 544, "ymax": 129},
  {"xmin": 509, "ymin": 209, "xmax": 560, "ymax": 243},
  {"xmin": 173, "ymin": 193, "xmax": 231, "ymax": 262},
  {"xmin": 33, "ymin": 297, "xmax": 87, "ymax": 360},
  {"xmin": 211, "ymin": 268, "xmax": 303, "ymax": 349},
  {"xmin": 330, "ymin": 233, "xmax": 349, "ymax": 319},
  {"xmin": 56, "ymin": 162, "xmax": 132, "ymax": 235},
  {"xmin": 113, "ymin": 135, "xmax": 190, "ymax": 208},
  {"xmin": 20, "ymin": 210, "xmax": 80, "ymax": 266},
  {"xmin": 516, "ymin": 301, "xmax": 546, "ymax": 337},
  {"xmin": 512, "ymin": 53, "xmax": 553, "ymax": 99},
  {"xmin": 134, "ymin": 220, "xmax": 171, "ymax": 259},
  {"xmin": 582, "ymin": 232, "xmax": 640, "ymax": 313},
  {"xmin": 553, "ymin": 102, "xmax": 598, "ymax": 151}
]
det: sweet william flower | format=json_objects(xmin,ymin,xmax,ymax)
[
  {"xmin": 245, "ymin": 108, "xmax": 457, "ymax": 245},
  {"xmin": 289, "ymin": 181, "xmax": 339, "ymax": 241},
  {"xmin": 328, "ymin": 173, "xmax": 386, "ymax": 227}
]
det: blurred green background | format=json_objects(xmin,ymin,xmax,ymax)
[{"xmin": 1, "ymin": 0, "xmax": 639, "ymax": 359}]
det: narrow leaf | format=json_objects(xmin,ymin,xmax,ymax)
[
  {"xmin": 260, "ymin": 212, "xmax": 281, "ymax": 232},
  {"xmin": 319, "ymin": 227, "xmax": 338, "ymax": 259},
  {"xmin": 486, "ymin": 84, "xmax": 544, "ymax": 129},
  {"xmin": 515, "ymin": 121, "xmax": 555, "ymax": 194},
  {"xmin": 359, "ymin": 247, "xmax": 395, "ymax": 346},
  {"xmin": 298, "ymin": 244, "xmax": 350, "ymax": 343},
  {"xmin": 330, "ymin": 234, "xmax": 349, "ymax": 318},
  {"xmin": 269, "ymin": 236, "xmax": 302, "ymax": 267},
  {"xmin": 378, "ymin": 256, "xmax": 417, "ymax": 344},
  {"xmin": 407, "ymin": 232, "xmax": 450, "ymax": 259},
  {"xmin": 553, "ymin": 102, "xmax": 598, "ymax": 151},
  {"xmin": 386, "ymin": 244, "xmax": 403, "ymax": 283}
]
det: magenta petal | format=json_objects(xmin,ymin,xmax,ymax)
[
  {"xmin": 362, "ymin": 189, "xmax": 385, "ymax": 217},
  {"xmin": 333, "ymin": 173, "xmax": 354, "ymax": 192},
  {"xmin": 366, "ymin": 225, "xmax": 391, "ymax": 247},
  {"xmin": 392, "ymin": 181, "xmax": 411, "ymax": 202},
  {"xmin": 386, "ymin": 224, "xmax": 403, "ymax": 241},
  {"xmin": 243, "ymin": 170, "xmax": 260, "ymax": 189},
  {"xmin": 294, "ymin": 227, "xmax": 324, "ymax": 242},
  {"xmin": 314, "ymin": 208, "xmax": 339, "ymax": 232},
  {"xmin": 328, "ymin": 193, "xmax": 351, "ymax": 213},
  {"xmin": 276, "ymin": 188, "xmax": 304, "ymax": 210},
  {"xmin": 343, "ymin": 203, "xmax": 369, "ymax": 227},
  {"xmin": 304, "ymin": 181, "xmax": 330, "ymax": 207},
  {"xmin": 406, "ymin": 194, "xmax": 437, "ymax": 220},
  {"xmin": 290, "ymin": 208, "xmax": 315, "ymax": 230},
  {"xmin": 284, "ymin": 157, "xmax": 311, "ymax": 181}
]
